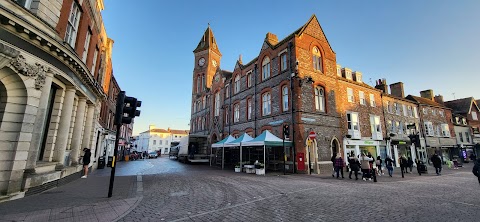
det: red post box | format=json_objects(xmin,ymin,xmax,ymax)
[{"xmin": 297, "ymin": 152, "xmax": 305, "ymax": 171}]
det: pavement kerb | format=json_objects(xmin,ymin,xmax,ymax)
[{"xmin": 113, "ymin": 168, "xmax": 147, "ymax": 221}]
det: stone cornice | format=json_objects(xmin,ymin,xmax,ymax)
[{"xmin": 0, "ymin": 4, "xmax": 106, "ymax": 100}]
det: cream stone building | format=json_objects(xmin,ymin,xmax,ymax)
[{"xmin": 0, "ymin": 0, "xmax": 114, "ymax": 200}]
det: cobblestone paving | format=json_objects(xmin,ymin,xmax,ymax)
[{"xmin": 121, "ymin": 157, "xmax": 480, "ymax": 222}]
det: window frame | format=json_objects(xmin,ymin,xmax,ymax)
[
  {"xmin": 247, "ymin": 98, "xmax": 252, "ymax": 120},
  {"xmin": 214, "ymin": 92, "xmax": 220, "ymax": 116},
  {"xmin": 280, "ymin": 53, "xmax": 288, "ymax": 72},
  {"xmin": 281, "ymin": 85, "xmax": 289, "ymax": 112},
  {"xmin": 315, "ymin": 86, "xmax": 325, "ymax": 112},
  {"xmin": 347, "ymin": 88, "xmax": 354, "ymax": 103},
  {"xmin": 262, "ymin": 57, "xmax": 271, "ymax": 81},
  {"xmin": 369, "ymin": 94, "xmax": 376, "ymax": 107},
  {"xmin": 91, "ymin": 48, "xmax": 98, "ymax": 76},
  {"xmin": 233, "ymin": 103, "xmax": 240, "ymax": 123},
  {"xmin": 82, "ymin": 29, "xmax": 92, "ymax": 63},
  {"xmin": 312, "ymin": 47, "xmax": 322, "ymax": 72},
  {"xmin": 262, "ymin": 92, "xmax": 272, "ymax": 116},
  {"xmin": 234, "ymin": 75, "xmax": 241, "ymax": 94},
  {"xmin": 359, "ymin": 91, "xmax": 365, "ymax": 105},
  {"xmin": 65, "ymin": 2, "xmax": 81, "ymax": 48}
]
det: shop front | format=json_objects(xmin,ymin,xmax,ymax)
[
  {"xmin": 343, "ymin": 139, "xmax": 385, "ymax": 161},
  {"xmin": 439, "ymin": 137, "xmax": 457, "ymax": 162},
  {"xmin": 426, "ymin": 137, "xmax": 441, "ymax": 164},
  {"xmin": 391, "ymin": 140, "xmax": 414, "ymax": 166}
]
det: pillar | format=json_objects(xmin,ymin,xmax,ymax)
[
  {"xmin": 82, "ymin": 104, "xmax": 95, "ymax": 155},
  {"xmin": 25, "ymin": 71, "xmax": 54, "ymax": 172},
  {"xmin": 53, "ymin": 87, "xmax": 76, "ymax": 168},
  {"xmin": 70, "ymin": 97, "xmax": 87, "ymax": 165}
]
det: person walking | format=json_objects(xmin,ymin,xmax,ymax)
[
  {"xmin": 81, "ymin": 148, "xmax": 91, "ymax": 179},
  {"xmin": 334, "ymin": 153, "xmax": 345, "ymax": 179},
  {"xmin": 331, "ymin": 153, "xmax": 336, "ymax": 178},
  {"xmin": 348, "ymin": 154, "xmax": 360, "ymax": 180},
  {"xmin": 408, "ymin": 157, "xmax": 414, "ymax": 173},
  {"xmin": 376, "ymin": 156, "xmax": 383, "ymax": 176},
  {"xmin": 415, "ymin": 158, "xmax": 424, "ymax": 176},
  {"xmin": 385, "ymin": 156, "xmax": 394, "ymax": 177},
  {"xmin": 359, "ymin": 153, "xmax": 373, "ymax": 181},
  {"xmin": 473, "ymin": 158, "xmax": 480, "ymax": 184},
  {"xmin": 367, "ymin": 152, "xmax": 375, "ymax": 170},
  {"xmin": 431, "ymin": 153, "xmax": 443, "ymax": 176},
  {"xmin": 399, "ymin": 155, "xmax": 408, "ymax": 178}
]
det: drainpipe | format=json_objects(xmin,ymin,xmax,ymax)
[
  {"xmin": 254, "ymin": 64, "xmax": 258, "ymax": 136},
  {"xmin": 288, "ymin": 41, "xmax": 296, "ymax": 173}
]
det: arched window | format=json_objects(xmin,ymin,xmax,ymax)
[
  {"xmin": 234, "ymin": 75, "xmax": 241, "ymax": 94},
  {"xmin": 282, "ymin": 86, "xmax": 289, "ymax": 112},
  {"xmin": 262, "ymin": 92, "xmax": 271, "ymax": 116},
  {"xmin": 196, "ymin": 76, "xmax": 200, "ymax": 93},
  {"xmin": 312, "ymin": 47, "xmax": 322, "ymax": 72},
  {"xmin": 201, "ymin": 74, "xmax": 205, "ymax": 91},
  {"xmin": 234, "ymin": 103, "xmax": 240, "ymax": 123},
  {"xmin": 315, "ymin": 86, "xmax": 325, "ymax": 112},
  {"xmin": 262, "ymin": 57, "xmax": 271, "ymax": 81}
]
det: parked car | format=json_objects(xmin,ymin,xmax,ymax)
[{"xmin": 148, "ymin": 151, "xmax": 158, "ymax": 159}]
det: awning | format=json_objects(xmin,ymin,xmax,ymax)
[
  {"xmin": 242, "ymin": 130, "xmax": 293, "ymax": 147},
  {"xmin": 224, "ymin": 133, "xmax": 254, "ymax": 147},
  {"xmin": 211, "ymin": 135, "xmax": 236, "ymax": 148}
]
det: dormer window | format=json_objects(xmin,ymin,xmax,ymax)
[
  {"xmin": 462, "ymin": 118, "xmax": 467, "ymax": 125},
  {"xmin": 455, "ymin": 117, "xmax": 460, "ymax": 124},
  {"xmin": 336, "ymin": 65, "xmax": 342, "ymax": 77},
  {"xmin": 312, "ymin": 47, "xmax": 322, "ymax": 72},
  {"xmin": 345, "ymin": 70, "xmax": 352, "ymax": 80}
]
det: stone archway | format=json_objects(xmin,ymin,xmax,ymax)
[
  {"xmin": 0, "ymin": 67, "xmax": 29, "ymax": 195},
  {"xmin": 331, "ymin": 137, "xmax": 340, "ymax": 157}
]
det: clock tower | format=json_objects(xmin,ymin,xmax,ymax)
[{"xmin": 191, "ymin": 26, "xmax": 222, "ymax": 134}]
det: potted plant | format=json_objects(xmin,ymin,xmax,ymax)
[{"xmin": 234, "ymin": 164, "xmax": 241, "ymax": 173}]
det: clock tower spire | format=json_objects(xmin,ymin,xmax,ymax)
[{"xmin": 193, "ymin": 25, "xmax": 222, "ymax": 90}]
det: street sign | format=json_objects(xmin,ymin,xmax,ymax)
[{"xmin": 308, "ymin": 131, "xmax": 316, "ymax": 140}]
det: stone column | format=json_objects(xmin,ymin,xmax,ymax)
[
  {"xmin": 82, "ymin": 104, "xmax": 95, "ymax": 149},
  {"xmin": 70, "ymin": 97, "xmax": 87, "ymax": 165},
  {"xmin": 53, "ymin": 87, "xmax": 76, "ymax": 168},
  {"xmin": 25, "ymin": 71, "xmax": 54, "ymax": 173}
]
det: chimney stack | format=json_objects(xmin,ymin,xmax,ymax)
[
  {"xmin": 434, "ymin": 95, "xmax": 444, "ymax": 104},
  {"xmin": 390, "ymin": 82, "xmax": 405, "ymax": 98},
  {"xmin": 375, "ymin": 78, "xmax": 389, "ymax": 94},
  {"xmin": 420, "ymin": 89, "xmax": 434, "ymax": 101},
  {"xmin": 265, "ymin": 32, "xmax": 278, "ymax": 45}
]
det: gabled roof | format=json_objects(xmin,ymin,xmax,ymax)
[
  {"xmin": 242, "ymin": 14, "xmax": 332, "ymax": 69},
  {"xmin": 193, "ymin": 26, "xmax": 221, "ymax": 55},
  {"xmin": 406, "ymin": 95, "xmax": 447, "ymax": 108},
  {"xmin": 444, "ymin": 97, "xmax": 474, "ymax": 115}
]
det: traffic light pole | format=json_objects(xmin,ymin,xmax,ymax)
[{"xmin": 108, "ymin": 122, "xmax": 122, "ymax": 198}]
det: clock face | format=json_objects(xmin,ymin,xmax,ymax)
[
  {"xmin": 212, "ymin": 60, "xmax": 217, "ymax": 67},
  {"xmin": 198, "ymin": 58, "xmax": 205, "ymax": 67}
]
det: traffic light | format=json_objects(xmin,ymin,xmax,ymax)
[
  {"xmin": 283, "ymin": 125, "xmax": 290, "ymax": 139},
  {"xmin": 114, "ymin": 91, "xmax": 142, "ymax": 125}
]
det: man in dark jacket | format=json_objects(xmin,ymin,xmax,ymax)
[
  {"xmin": 473, "ymin": 158, "xmax": 480, "ymax": 184},
  {"xmin": 431, "ymin": 153, "xmax": 442, "ymax": 176},
  {"xmin": 348, "ymin": 154, "xmax": 360, "ymax": 180}
]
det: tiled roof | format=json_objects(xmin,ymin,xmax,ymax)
[
  {"xmin": 406, "ymin": 95, "xmax": 447, "ymax": 108},
  {"xmin": 169, "ymin": 129, "xmax": 189, "ymax": 135},
  {"xmin": 193, "ymin": 26, "xmax": 221, "ymax": 55},
  {"xmin": 150, "ymin": 129, "xmax": 169, "ymax": 133},
  {"xmin": 444, "ymin": 97, "xmax": 473, "ymax": 114}
]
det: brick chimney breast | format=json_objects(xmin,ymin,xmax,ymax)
[
  {"xmin": 375, "ymin": 78, "xmax": 389, "ymax": 94},
  {"xmin": 420, "ymin": 89, "xmax": 434, "ymax": 101},
  {"xmin": 390, "ymin": 82, "xmax": 405, "ymax": 98},
  {"xmin": 434, "ymin": 95, "xmax": 444, "ymax": 104},
  {"xmin": 266, "ymin": 32, "xmax": 278, "ymax": 46}
]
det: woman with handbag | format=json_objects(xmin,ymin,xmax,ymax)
[
  {"xmin": 334, "ymin": 153, "xmax": 345, "ymax": 179},
  {"xmin": 376, "ymin": 156, "xmax": 383, "ymax": 176}
]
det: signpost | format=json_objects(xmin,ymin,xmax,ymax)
[{"xmin": 308, "ymin": 131, "xmax": 316, "ymax": 140}]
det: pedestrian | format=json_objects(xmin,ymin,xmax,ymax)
[
  {"xmin": 348, "ymin": 154, "xmax": 360, "ymax": 180},
  {"xmin": 473, "ymin": 158, "xmax": 480, "ymax": 184},
  {"xmin": 334, "ymin": 153, "xmax": 345, "ymax": 179},
  {"xmin": 376, "ymin": 156, "xmax": 383, "ymax": 176},
  {"xmin": 431, "ymin": 153, "xmax": 443, "ymax": 176},
  {"xmin": 408, "ymin": 157, "xmax": 414, "ymax": 173},
  {"xmin": 385, "ymin": 156, "xmax": 394, "ymax": 177},
  {"xmin": 359, "ymin": 153, "xmax": 373, "ymax": 181},
  {"xmin": 81, "ymin": 148, "xmax": 91, "ymax": 179},
  {"xmin": 367, "ymin": 152, "xmax": 375, "ymax": 170},
  {"xmin": 331, "ymin": 153, "xmax": 336, "ymax": 178},
  {"xmin": 399, "ymin": 155, "xmax": 408, "ymax": 178},
  {"xmin": 415, "ymin": 158, "xmax": 423, "ymax": 176}
]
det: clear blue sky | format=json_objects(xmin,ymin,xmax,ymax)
[{"xmin": 102, "ymin": 0, "xmax": 480, "ymax": 135}]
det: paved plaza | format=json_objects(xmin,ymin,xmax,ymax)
[{"xmin": 1, "ymin": 157, "xmax": 479, "ymax": 222}]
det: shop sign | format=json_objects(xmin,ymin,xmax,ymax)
[
  {"xmin": 269, "ymin": 120, "xmax": 284, "ymax": 126},
  {"xmin": 439, "ymin": 138, "xmax": 456, "ymax": 146},
  {"xmin": 301, "ymin": 117, "xmax": 316, "ymax": 122},
  {"xmin": 427, "ymin": 138, "xmax": 440, "ymax": 147},
  {"xmin": 346, "ymin": 140, "xmax": 378, "ymax": 146}
]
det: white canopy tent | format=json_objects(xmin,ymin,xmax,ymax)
[
  {"xmin": 242, "ymin": 130, "xmax": 293, "ymax": 175},
  {"xmin": 224, "ymin": 133, "xmax": 254, "ymax": 169},
  {"xmin": 211, "ymin": 135, "xmax": 236, "ymax": 169}
]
